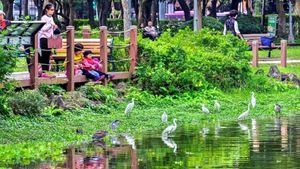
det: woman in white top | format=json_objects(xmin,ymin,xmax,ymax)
[
  {"xmin": 223, "ymin": 10, "xmax": 243, "ymax": 39},
  {"xmin": 38, "ymin": 3, "xmax": 57, "ymax": 71}
]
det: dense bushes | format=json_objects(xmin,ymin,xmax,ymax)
[
  {"xmin": 220, "ymin": 15, "xmax": 263, "ymax": 34},
  {"xmin": 8, "ymin": 90, "xmax": 48, "ymax": 116},
  {"xmin": 0, "ymin": 45, "xmax": 19, "ymax": 82},
  {"xmin": 137, "ymin": 28, "xmax": 251, "ymax": 95}
]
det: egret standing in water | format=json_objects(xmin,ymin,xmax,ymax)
[
  {"xmin": 162, "ymin": 112, "xmax": 168, "ymax": 123},
  {"xmin": 162, "ymin": 118, "xmax": 177, "ymax": 135},
  {"xmin": 238, "ymin": 103, "xmax": 251, "ymax": 121},
  {"xmin": 125, "ymin": 98, "xmax": 134, "ymax": 116},
  {"xmin": 274, "ymin": 104, "xmax": 281, "ymax": 113},
  {"xmin": 202, "ymin": 104, "xmax": 210, "ymax": 114},
  {"xmin": 251, "ymin": 92, "xmax": 256, "ymax": 108},
  {"xmin": 214, "ymin": 100, "xmax": 221, "ymax": 112}
]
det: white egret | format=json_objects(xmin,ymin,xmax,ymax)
[
  {"xmin": 214, "ymin": 100, "xmax": 221, "ymax": 112},
  {"xmin": 238, "ymin": 121, "xmax": 249, "ymax": 131},
  {"xmin": 274, "ymin": 104, "xmax": 281, "ymax": 113},
  {"xmin": 161, "ymin": 133, "xmax": 177, "ymax": 154},
  {"xmin": 162, "ymin": 118, "xmax": 177, "ymax": 135},
  {"xmin": 238, "ymin": 103, "xmax": 251, "ymax": 121},
  {"xmin": 124, "ymin": 98, "xmax": 134, "ymax": 115},
  {"xmin": 202, "ymin": 104, "xmax": 210, "ymax": 114},
  {"xmin": 122, "ymin": 133, "xmax": 136, "ymax": 150},
  {"xmin": 161, "ymin": 111, "xmax": 168, "ymax": 123},
  {"xmin": 251, "ymin": 92, "xmax": 256, "ymax": 108}
]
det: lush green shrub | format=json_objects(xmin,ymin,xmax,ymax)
[
  {"xmin": 203, "ymin": 16, "xmax": 224, "ymax": 31},
  {"xmin": 0, "ymin": 83, "xmax": 16, "ymax": 116},
  {"xmin": 38, "ymin": 84, "xmax": 65, "ymax": 97},
  {"xmin": 0, "ymin": 45, "xmax": 19, "ymax": 82},
  {"xmin": 78, "ymin": 84, "xmax": 118, "ymax": 104},
  {"xmin": 137, "ymin": 28, "xmax": 251, "ymax": 95},
  {"xmin": 8, "ymin": 90, "xmax": 48, "ymax": 116}
]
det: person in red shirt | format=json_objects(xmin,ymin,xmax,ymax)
[
  {"xmin": 0, "ymin": 10, "xmax": 11, "ymax": 31},
  {"xmin": 82, "ymin": 50, "xmax": 115, "ymax": 81}
]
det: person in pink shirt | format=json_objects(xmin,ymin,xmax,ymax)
[
  {"xmin": 82, "ymin": 50, "xmax": 114, "ymax": 81},
  {"xmin": 38, "ymin": 3, "xmax": 57, "ymax": 72}
]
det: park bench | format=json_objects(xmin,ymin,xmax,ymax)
[
  {"xmin": 243, "ymin": 33, "xmax": 281, "ymax": 58},
  {"xmin": 51, "ymin": 38, "xmax": 114, "ymax": 71}
]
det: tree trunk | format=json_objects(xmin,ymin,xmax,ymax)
[
  {"xmin": 1, "ymin": 0, "xmax": 14, "ymax": 20},
  {"xmin": 25, "ymin": 0, "xmax": 29, "ymax": 16},
  {"xmin": 198, "ymin": 0, "xmax": 202, "ymax": 30},
  {"xmin": 178, "ymin": 0, "xmax": 191, "ymax": 21},
  {"xmin": 69, "ymin": 0, "xmax": 74, "ymax": 25},
  {"xmin": 122, "ymin": 0, "xmax": 131, "ymax": 37},
  {"xmin": 276, "ymin": 0, "xmax": 286, "ymax": 37},
  {"xmin": 138, "ymin": 0, "xmax": 147, "ymax": 27},
  {"xmin": 210, "ymin": 0, "xmax": 217, "ymax": 18},
  {"xmin": 231, "ymin": 0, "xmax": 239, "ymax": 10},
  {"xmin": 33, "ymin": 0, "xmax": 44, "ymax": 19},
  {"xmin": 151, "ymin": 0, "xmax": 158, "ymax": 25},
  {"xmin": 98, "ymin": 0, "xmax": 112, "ymax": 26},
  {"xmin": 87, "ymin": 0, "xmax": 95, "ymax": 27}
]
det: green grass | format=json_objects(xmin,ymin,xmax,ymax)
[
  {"xmin": 258, "ymin": 46, "xmax": 300, "ymax": 59},
  {"xmin": 253, "ymin": 63, "xmax": 300, "ymax": 77}
]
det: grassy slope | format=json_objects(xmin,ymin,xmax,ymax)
[
  {"xmin": 258, "ymin": 46, "xmax": 300, "ymax": 59},
  {"xmin": 253, "ymin": 63, "xmax": 300, "ymax": 77}
]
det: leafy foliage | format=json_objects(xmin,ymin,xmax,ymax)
[
  {"xmin": 8, "ymin": 90, "xmax": 48, "ymax": 116},
  {"xmin": 0, "ymin": 45, "xmax": 19, "ymax": 82},
  {"xmin": 38, "ymin": 84, "xmax": 66, "ymax": 97},
  {"xmin": 137, "ymin": 28, "xmax": 251, "ymax": 95},
  {"xmin": 78, "ymin": 84, "xmax": 118, "ymax": 104}
]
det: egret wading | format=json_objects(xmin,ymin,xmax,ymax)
[
  {"xmin": 214, "ymin": 100, "xmax": 221, "ymax": 112},
  {"xmin": 125, "ymin": 98, "xmax": 135, "ymax": 115},
  {"xmin": 202, "ymin": 104, "xmax": 210, "ymax": 114},
  {"xmin": 238, "ymin": 103, "xmax": 251, "ymax": 121},
  {"xmin": 162, "ymin": 112, "xmax": 168, "ymax": 123},
  {"xmin": 251, "ymin": 92, "xmax": 256, "ymax": 108},
  {"xmin": 162, "ymin": 118, "xmax": 177, "ymax": 135}
]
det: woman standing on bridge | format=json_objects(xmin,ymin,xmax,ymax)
[{"xmin": 38, "ymin": 3, "xmax": 58, "ymax": 72}]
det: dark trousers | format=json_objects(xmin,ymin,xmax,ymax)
[
  {"xmin": 82, "ymin": 69, "xmax": 112, "ymax": 81},
  {"xmin": 39, "ymin": 38, "xmax": 51, "ymax": 71}
]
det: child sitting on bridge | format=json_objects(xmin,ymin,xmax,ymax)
[
  {"xmin": 64, "ymin": 43, "xmax": 84, "ymax": 75},
  {"xmin": 81, "ymin": 50, "xmax": 115, "ymax": 81}
]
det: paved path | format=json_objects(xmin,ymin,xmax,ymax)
[{"xmin": 254, "ymin": 60, "xmax": 300, "ymax": 64}]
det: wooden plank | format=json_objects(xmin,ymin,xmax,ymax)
[
  {"xmin": 66, "ymin": 26, "xmax": 75, "ymax": 91},
  {"xmin": 109, "ymin": 72, "xmax": 131, "ymax": 79}
]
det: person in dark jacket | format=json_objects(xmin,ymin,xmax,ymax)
[{"xmin": 223, "ymin": 10, "xmax": 243, "ymax": 39}]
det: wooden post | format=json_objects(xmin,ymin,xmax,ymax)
[
  {"xmin": 30, "ymin": 34, "xmax": 39, "ymax": 89},
  {"xmin": 66, "ymin": 146, "xmax": 75, "ymax": 169},
  {"xmin": 82, "ymin": 26, "xmax": 91, "ymax": 38},
  {"xmin": 252, "ymin": 40, "xmax": 259, "ymax": 67},
  {"xmin": 66, "ymin": 26, "xmax": 75, "ymax": 91},
  {"xmin": 280, "ymin": 40, "xmax": 287, "ymax": 67},
  {"xmin": 129, "ymin": 26, "xmax": 137, "ymax": 75},
  {"xmin": 100, "ymin": 26, "xmax": 108, "ymax": 85},
  {"xmin": 131, "ymin": 149, "xmax": 138, "ymax": 169}
]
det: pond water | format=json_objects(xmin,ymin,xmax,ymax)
[{"xmin": 9, "ymin": 115, "xmax": 300, "ymax": 169}]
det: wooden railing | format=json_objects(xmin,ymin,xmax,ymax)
[{"xmin": 25, "ymin": 25, "xmax": 138, "ymax": 91}]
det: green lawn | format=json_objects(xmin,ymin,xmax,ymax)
[
  {"xmin": 258, "ymin": 46, "xmax": 300, "ymax": 59},
  {"xmin": 253, "ymin": 63, "xmax": 300, "ymax": 77}
]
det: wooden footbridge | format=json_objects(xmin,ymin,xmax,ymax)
[{"xmin": 8, "ymin": 25, "xmax": 137, "ymax": 91}]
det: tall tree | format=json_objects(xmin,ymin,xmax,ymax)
[
  {"xmin": 1, "ymin": 0, "xmax": 14, "ymax": 20},
  {"xmin": 87, "ymin": 0, "xmax": 95, "ymax": 26},
  {"xmin": 69, "ymin": 0, "xmax": 74, "ymax": 25},
  {"xmin": 276, "ymin": 0, "xmax": 286, "ymax": 37},
  {"xmin": 122, "ymin": 0, "xmax": 131, "ymax": 37},
  {"xmin": 97, "ymin": 0, "xmax": 112, "ymax": 26},
  {"xmin": 231, "ymin": 0, "xmax": 240, "ymax": 10},
  {"xmin": 296, "ymin": 0, "xmax": 300, "ymax": 16},
  {"xmin": 178, "ymin": 0, "xmax": 192, "ymax": 20},
  {"xmin": 151, "ymin": 0, "xmax": 158, "ymax": 24},
  {"xmin": 25, "ymin": 0, "xmax": 29, "ymax": 16}
]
